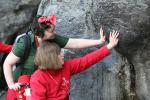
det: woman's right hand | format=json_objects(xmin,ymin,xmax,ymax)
[
  {"xmin": 9, "ymin": 83, "xmax": 21, "ymax": 90},
  {"xmin": 99, "ymin": 27, "xmax": 106, "ymax": 44},
  {"xmin": 107, "ymin": 30, "xmax": 119, "ymax": 50}
]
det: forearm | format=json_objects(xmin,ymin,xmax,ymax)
[
  {"xmin": 64, "ymin": 38, "xmax": 104, "ymax": 49},
  {"xmin": 3, "ymin": 52, "xmax": 20, "ymax": 88},
  {"xmin": 70, "ymin": 45, "xmax": 111, "ymax": 75},
  {"xmin": 3, "ymin": 62, "xmax": 14, "ymax": 88}
]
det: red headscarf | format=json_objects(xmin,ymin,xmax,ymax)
[{"xmin": 38, "ymin": 15, "xmax": 56, "ymax": 26}]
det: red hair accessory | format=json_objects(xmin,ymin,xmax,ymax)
[{"xmin": 38, "ymin": 15, "xmax": 56, "ymax": 26}]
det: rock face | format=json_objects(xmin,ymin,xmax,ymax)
[
  {"xmin": 0, "ymin": 0, "xmax": 41, "ymax": 38},
  {"xmin": 0, "ymin": 0, "xmax": 150, "ymax": 100}
]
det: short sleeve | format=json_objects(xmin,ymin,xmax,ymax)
[
  {"xmin": 12, "ymin": 37, "xmax": 24, "ymax": 57},
  {"xmin": 53, "ymin": 34, "xmax": 69, "ymax": 48}
]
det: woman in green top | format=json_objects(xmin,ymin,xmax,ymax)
[{"xmin": 4, "ymin": 15, "xmax": 106, "ymax": 100}]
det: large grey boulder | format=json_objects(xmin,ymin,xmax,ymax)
[
  {"xmin": 0, "ymin": 0, "xmax": 150, "ymax": 100},
  {"xmin": 0, "ymin": 0, "xmax": 41, "ymax": 39}
]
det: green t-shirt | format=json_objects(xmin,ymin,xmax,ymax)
[{"xmin": 12, "ymin": 32, "xmax": 69, "ymax": 81}]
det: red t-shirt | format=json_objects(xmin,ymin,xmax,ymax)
[
  {"xmin": 0, "ymin": 42, "xmax": 12, "ymax": 53},
  {"xmin": 30, "ymin": 46, "xmax": 111, "ymax": 100}
]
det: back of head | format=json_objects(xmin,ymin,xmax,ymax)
[{"xmin": 35, "ymin": 41, "xmax": 61, "ymax": 70}]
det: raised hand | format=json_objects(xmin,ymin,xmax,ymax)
[
  {"xmin": 99, "ymin": 27, "xmax": 106, "ymax": 44},
  {"xmin": 107, "ymin": 30, "xmax": 119, "ymax": 50}
]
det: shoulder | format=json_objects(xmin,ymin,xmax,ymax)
[
  {"xmin": 31, "ymin": 70, "xmax": 48, "ymax": 84},
  {"xmin": 62, "ymin": 61, "xmax": 72, "ymax": 70},
  {"xmin": 32, "ymin": 70, "xmax": 44, "ymax": 77},
  {"xmin": 54, "ymin": 34, "xmax": 69, "ymax": 41},
  {"xmin": 12, "ymin": 36, "xmax": 25, "ymax": 57},
  {"xmin": 14, "ymin": 32, "xmax": 34, "ymax": 44},
  {"xmin": 12, "ymin": 32, "xmax": 34, "ymax": 57},
  {"xmin": 53, "ymin": 34, "xmax": 69, "ymax": 48},
  {"xmin": 31, "ymin": 70, "xmax": 46, "ymax": 80}
]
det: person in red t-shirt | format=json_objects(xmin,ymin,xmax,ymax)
[
  {"xmin": 30, "ymin": 30, "xmax": 119, "ymax": 100},
  {"xmin": 0, "ymin": 42, "xmax": 12, "ymax": 53}
]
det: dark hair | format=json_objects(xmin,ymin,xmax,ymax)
[{"xmin": 30, "ymin": 15, "xmax": 54, "ymax": 38}]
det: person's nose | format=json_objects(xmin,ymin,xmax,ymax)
[{"xmin": 60, "ymin": 53, "xmax": 64, "ymax": 58}]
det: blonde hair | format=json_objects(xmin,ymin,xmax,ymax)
[{"xmin": 34, "ymin": 42, "xmax": 61, "ymax": 70}]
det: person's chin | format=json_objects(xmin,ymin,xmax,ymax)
[{"xmin": 61, "ymin": 61, "xmax": 64, "ymax": 65}]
